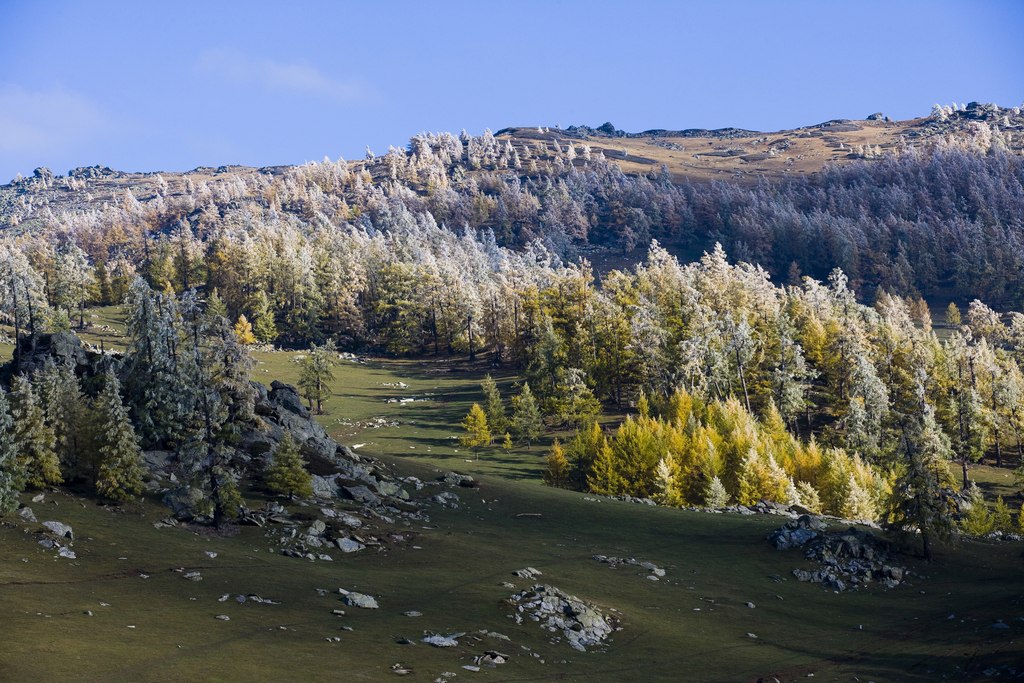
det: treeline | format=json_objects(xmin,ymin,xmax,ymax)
[{"xmin": 5, "ymin": 117, "xmax": 1023, "ymax": 308}]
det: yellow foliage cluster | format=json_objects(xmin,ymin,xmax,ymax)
[{"xmin": 558, "ymin": 388, "xmax": 886, "ymax": 519}]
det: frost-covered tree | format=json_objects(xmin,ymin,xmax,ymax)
[
  {"xmin": 178, "ymin": 299, "xmax": 256, "ymax": 527},
  {"xmin": 884, "ymin": 382, "xmax": 954, "ymax": 561},
  {"xmin": 0, "ymin": 387, "xmax": 25, "ymax": 513},
  {"xmin": 705, "ymin": 475, "xmax": 730, "ymax": 508},
  {"xmin": 511, "ymin": 382, "xmax": 543, "ymax": 449},
  {"xmin": 52, "ymin": 244, "xmax": 94, "ymax": 328},
  {"xmin": 37, "ymin": 362, "xmax": 86, "ymax": 476},
  {"xmin": 123, "ymin": 277, "xmax": 189, "ymax": 448},
  {"xmin": 93, "ymin": 373, "xmax": 145, "ymax": 501}
]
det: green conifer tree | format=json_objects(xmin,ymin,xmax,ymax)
[
  {"xmin": 0, "ymin": 387, "xmax": 25, "ymax": 514},
  {"xmin": 298, "ymin": 339, "xmax": 338, "ymax": 414},
  {"xmin": 511, "ymin": 382, "xmax": 543, "ymax": 450},
  {"xmin": 94, "ymin": 374, "xmax": 145, "ymax": 501},
  {"xmin": 264, "ymin": 434, "xmax": 313, "ymax": 501},
  {"xmin": 206, "ymin": 288, "xmax": 228, "ymax": 320},
  {"xmin": 481, "ymin": 375, "xmax": 506, "ymax": 441},
  {"xmin": 11, "ymin": 376, "xmax": 61, "ymax": 488},
  {"xmin": 249, "ymin": 291, "xmax": 278, "ymax": 343}
]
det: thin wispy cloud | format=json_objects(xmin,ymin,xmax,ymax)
[
  {"xmin": 0, "ymin": 85, "xmax": 111, "ymax": 154},
  {"xmin": 197, "ymin": 48, "xmax": 374, "ymax": 104}
]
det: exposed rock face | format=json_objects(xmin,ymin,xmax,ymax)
[
  {"xmin": 1, "ymin": 331, "xmax": 112, "ymax": 382},
  {"xmin": 242, "ymin": 380, "xmax": 336, "ymax": 462}
]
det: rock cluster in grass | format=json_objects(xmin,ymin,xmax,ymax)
[
  {"xmin": 504, "ymin": 584, "xmax": 617, "ymax": 652},
  {"xmin": 592, "ymin": 555, "xmax": 666, "ymax": 578},
  {"xmin": 769, "ymin": 517, "xmax": 907, "ymax": 591}
]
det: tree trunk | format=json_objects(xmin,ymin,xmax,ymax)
[
  {"xmin": 922, "ymin": 531, "xmax": 932, "ymax": 563},
  {"xmin": 736, "ymin": 348, "xmax": 750, "ymax": 413}
]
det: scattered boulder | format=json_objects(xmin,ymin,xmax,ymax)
[
  {"xmin": 504, "ymin": 584, "xmax": 617, "ymax": 652},
  {"xmin": 163, "ymin": 486, "xmax": 206, "ymax": 519},
  {"xmin": 430, "ymin": 492, "xmax": 459, "ymax": 508},
  {"xmin": 183, "ymin": 572, "xmax": 202, "ymax": 581},
  {"xmin": 513, "ymin": 566, "xmax": 542, "ymax": 579},
  {"xmin": 422, "ymin": 634, "xmax": 459, "ymax": 647},
  {"xmin": 342, "ymin": 486, "xmax": 379, "ymax": 507},
  {"xmin": 592, "ymin": 555, "xmax": 666, "ymax": 577},
  {"xmin": 42, "ymin": 521, "xmax": 73, "ymax": 540},
  {"xmin": 442, "ymin": 472, "xmax": 474, "ymax": 487},
  {"xmin": 773, "ymin": 522, "xmax": 905, "ymax": 591},
  {"xmin": 17, "ymin": 506, "xmax": 37, "ymax": 523},
  {"xmin": 866, "ymin": 112, "xmax": 885, "ymax": 121},
  {"xmin": 766, "ymin": 515, "xmax": 825, "ymax": 549},
  {"xmin": 342, "ymin": 593, "xmax": 378, "ymax": 609},
  {"xmin": 336, "ymin": 538, "xmax": 365, "ymax": 553}
]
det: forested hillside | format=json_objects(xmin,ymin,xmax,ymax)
[{"xmin": 2, "ymin": 103, "xmax": 1024, "ymax": 553}]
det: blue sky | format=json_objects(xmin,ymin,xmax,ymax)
[{"xmin": 1, "ymin": 0, "xmax": 1022, "ymax": 183}]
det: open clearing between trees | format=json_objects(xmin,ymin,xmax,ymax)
[{"xmin": 2, "ymin": 341, "xmax": 1023, "ymax": 682}]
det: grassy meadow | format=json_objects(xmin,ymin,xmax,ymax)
[{"xmin": 1, "ymin": 307, "xmax": 1023, "ymax": 682}]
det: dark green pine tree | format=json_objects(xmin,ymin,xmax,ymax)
[
  {"xmin": 94, "ymin": 373, "xmax": 146, "ymax": 501},
  {"xmin": 884, "ymin": 395, "xmax": 955, "ymax": 562},
  {"xmin": 264, "ymin": 433, "xmax": 313, "ymax": 501},
  {"xmin": 10, "ymin": 376, "xmax": 62, "ymax": 488}
]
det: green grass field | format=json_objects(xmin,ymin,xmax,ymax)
[{"xmin": 2, "ymin": 308, "xmax": 1023, "ymax": 682}]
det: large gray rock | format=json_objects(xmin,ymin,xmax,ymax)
[
  {"xmin": 310, "ymin": 475, "xmax": 337, "ymax": 499},
  {"xmin": 270, "ymin": 380, "xmax": 309, "ymax": 418},
  {"xmin": 336, "ymin": 538, "xmax": 365, "ymax": 553},
  {"xmin": 342, "ymin": 486, "xmax": 379, "ymax": 506},
  {"xmin": 342, "ymin": 592, "xmax": 378, "ymax": 609},
  {"xmin": 163, "ymin": 486, "xmax": 206, "ymax": 518},
  {"xmin": 42, "ymin": 521, "xmax": 73, "ymax": 539},
  {"xmin": 143, "ymin": 451, "xmax": 176, "ymax": 471},
  {"xmin": 376, "ymin": 481, "xmax": 409, "ymax": 500},
  {"xmin": 17, "ymin": 506, "xmax": 36, "ymax": 523},
  {"xmin": 241, "ymin": 380, "xmax": 337, "ymax": 463}
]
